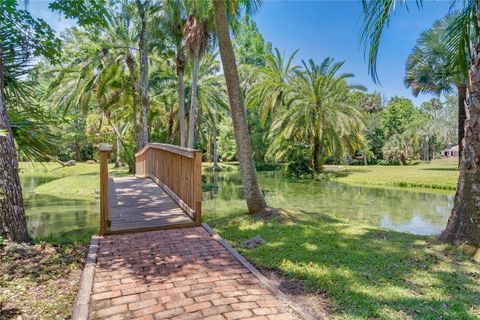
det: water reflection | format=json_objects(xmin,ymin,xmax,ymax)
[
  {"xmin": 21, "ymin": 177, "xmax": 99, "ymax": 237},
  {"xmin": 203, "ymin": 171, "xmax": 453, "ymax": 235}
]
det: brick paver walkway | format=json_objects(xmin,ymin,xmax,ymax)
[{"xmin": 90, "ymin": 227, "xmax": 300, "ymax": 320}]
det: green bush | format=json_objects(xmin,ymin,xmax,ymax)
[{"xmin": 377, "ymin": 159, "xmax": 402, "ymax": 166}]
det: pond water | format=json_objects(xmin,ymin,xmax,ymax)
[
  {"xmin": 21, "ymin": 169, "xmax": 454, "ymax": 237},
  {"xmin": 22, "ymin": 177, "xmax": 99, "ymax": 237},
  {"xmin": 203, "ymin": 170, "xmax": 454, "ymax": 236}
]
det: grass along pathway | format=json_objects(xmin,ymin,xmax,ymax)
[{"xmin": 206, "ymin": 211, "xmax": 479, "ymax": 320}]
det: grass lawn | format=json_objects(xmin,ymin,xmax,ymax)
[
  {"xmin": 206, "ymin": 211, "xmax": 480, "ymax": 320},
  {"xmin": 326, "ymin": 159, "xmax": 458, "ymax": 191},
  {"xmin": 20, "ymin": 162, "xmax": 129, "ymax": 201}
]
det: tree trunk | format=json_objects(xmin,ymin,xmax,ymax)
[
  {"xmin": 178, "ymin": 70, "xmax": 186, "ymax": 147},
  {"xmin": 115, "ymin": 121, "xmax": 122, "ymax": 168},
  {"xmin": 187, "ymin": 53, "xmax": 200, "ymax": 149},
  {"xmin": 312, "ymin": 137, "xmax": 322, "ymax": 173},
  {"xmin": 177, "ymin": 45, "xmax": 186, "ymax": 148},
  {"xmin": 207, "ymin": 129, "xmax": 212, "ymax": 163},
  {"xmin": 136, "ymin": 0, "xmax": 149, "ymax": 150},
  {"xmin": 213, "ymin": 126, "xmax": 220, "ymax": 171},
  {"xmin": 457, "ymin": 83, "xmax": 467, "ymax": 166},
  {"xmin": 440, "ymin": 34, "xmax": 480, "ymax": 245},
  {"xmin": 0, "ymin": 47, "xmax": 29, "ymax": 243},
  {"xmin": 125, "ymin": 51, "xmax": 140, "ymax": 151},
  {"xmin": 423, "ymin": 134, "xmax": 430, "ymax": 162},
  {"xmin": 213, "ymin": 0, "xmax": 267, "ymax": 214},
  {"xmin": 99, "ymin": 107, "xmax": 124, "ymax": 146}
]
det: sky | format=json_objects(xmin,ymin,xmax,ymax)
[{"xmin": 27, "ymin": 0, "xmax": 455, "ymax": 105}]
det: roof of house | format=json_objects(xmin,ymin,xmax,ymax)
[{"xmin": 443, "ymin": 145, "xmax": 459, "ymax": 152}]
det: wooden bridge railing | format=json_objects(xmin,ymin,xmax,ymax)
[{"xmin": 135, "ymin": 143, "xmax": 202, "ymax": 226}]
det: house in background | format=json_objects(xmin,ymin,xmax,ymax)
[{"xmin": 442, "ymin": 145, "xmax": 459, "ymax": 158}]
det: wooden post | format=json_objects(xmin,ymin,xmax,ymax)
[
  {"xmin": 193, "ymin": 151, "xmax": 202, "ymax": 226},
  {"xmin": 99, "ymin": 143, "xmax": 111, "ymax": 235}
]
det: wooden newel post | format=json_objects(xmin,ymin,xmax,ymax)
[{"xmin": 99, "ymin": 143, "xmax": 111, "ymax": 236}]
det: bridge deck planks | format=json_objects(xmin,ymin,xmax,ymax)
[{"xmin": 108, "ymin": 177, "xmax": 194, "ymax": 233}]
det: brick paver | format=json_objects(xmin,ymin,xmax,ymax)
[{"xmin": 90, "ymin": 227, "xmax": 300, "ymax": 320}]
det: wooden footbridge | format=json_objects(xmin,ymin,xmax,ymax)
[
  {"xmin": 98, "ymin": 143, "xmax": 202, "ymax": 235},
  {"xmin": 75, "ymin": 144, "xmax": 303, "ymax": 320}
]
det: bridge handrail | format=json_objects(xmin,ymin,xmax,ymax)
[
  {"xmin": 135, "ymin": 143, "xmax": 202, "ymax": 226},
  {"xmin": 135, "ymin": 143, "xmax": 198, "ymax": 159}
]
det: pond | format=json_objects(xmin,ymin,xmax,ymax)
[
  {"xmin": 22, "ymin": 176, "xmax": 99, "ymax": 238},
  {"xmin": 203, "ymin": 169, "xmax": 453, "ymax": 236},
  {"xmin": 21, "ymin": 169, "xmax": 453, "ymax": 237}
]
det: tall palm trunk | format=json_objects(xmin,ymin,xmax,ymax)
[
  {"xmin": 177, "ymin": 46, "xmax": 186, "ymax": 147},
  {"xmin": 136, "ymin": 0, "xmax": 149, "ymax": 150},
  {"xmin": 115, "ymin": 122, "xmax": 122, "ymax": 168},
  {"xmin": 423, "ymin": 134, "xmax": 430, "ymax": 161},
  {"xmin": 187, "ymin": 52, "xmax": 200, "ymax": 148},
  {"xmin": 312, "ymin": 137, "xmax": 322, "ymax": 173},
  {"xmin": 440, "ymin": 33, "xmax": 480, "ymax": 245},
  {"xmin": 0, "ymin": 47, "xmax": 29, "ymax": 242},
  {"xmin": 178, "ymin": 70, "xmax": 186, "ymax": 147},
  {"xmin": 207, "ymin": 130, "xmax": 212, "ymax": 162},
  {"xmin": 212, "ymin": 0, "xmax": 267, "ymax": 214},
  {"xmin": 125, "ymin": 51, "xmax": 140, "ymax": 151},
  {"xmin": 457, "ymin": 83, "xmax": 467, "ymax": 165},
  {"xmin": 213, "ymin": 126, "xmax": 220, "ymax": 171}
]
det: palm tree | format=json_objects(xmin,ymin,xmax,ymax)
[
  {"xmin": 268, "ymin": 58, "xmax": 366, "ymax": 172},
  {"xmin": 107, "ymin": 4, "xmax": 142, "ymax": 150},
  {"xmin": 404, "ymin": 13, "xmax": 468, "ymax": 163},
  {"xmin": 1, "ymin": 0, "xmax": 61, "ymax": 242},
  {"xmin": 157, "ymin": 0, "xmax": 188, "ymax": 146},
  {"xmin": 246, "ymin": 48, "xmax": 299, "ymax": 126},
  {"xmin": 362, "ymin": 0, "xmax": 480, "ymax": 245},
  {"xmin": 47, "ymin": 30, "xmax": 127, "ymax": 147},
  {"xmin": 212, "ymin": 0, "xmax": 267, "ymax": 215},
  {"xmin": 196, "ymin": 52, "xmax": 229, "ymax": 170},
  {"xmin": 182, "ymin": 1, "xmax": 212, "ymax": 149}
]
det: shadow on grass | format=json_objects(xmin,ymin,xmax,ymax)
[
  {"xmin": 0, "ymin": 308, "xmax": 21, "ymax": 319},
  {"xmin": 325, "ymin": 168, "xmax": 371, "ymax": 179},
  {"xmin": 420, "ymin": 167, "xmax": 459, "ymax": 172},
  {"xmin": 210, "ymin": 212, "xmax": 480, "ymax": 319}
]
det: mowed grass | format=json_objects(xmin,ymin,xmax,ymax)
[
  {"xmin": 206, "ymin": 211, "xmax": 480, "ymax": 320},
  {"xmin": 326, "ymin": 159, "xmax": 458, "ymax": 191},
  {"xmin": 19, "ymin": 162, "xmax": 129, "ymax": 201}
]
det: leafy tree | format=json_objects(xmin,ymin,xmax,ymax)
[
  {"xmin": 233, "ymin": 15, "xmax": 272, "ymax": 67},
  {"xmin": 361, "ymin": 0, "xmax": 480, "ymax": 244},
  {"xmin": 381, "ymin": 97, "xmax": 417, "ymax": 138}
]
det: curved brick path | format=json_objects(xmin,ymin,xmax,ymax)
[{"xmin": 89, "ymin": 227, "xmax": 300, "ymax": 320}]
